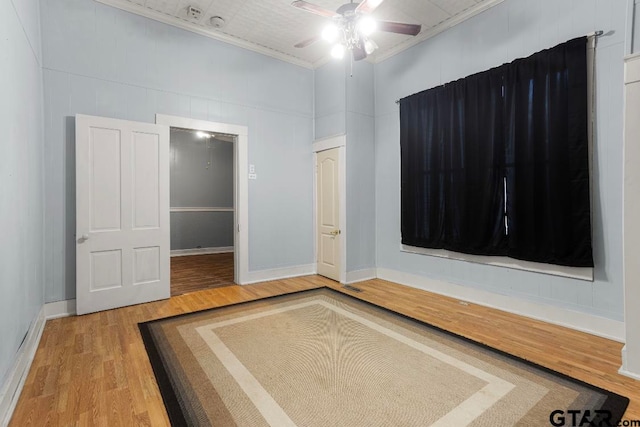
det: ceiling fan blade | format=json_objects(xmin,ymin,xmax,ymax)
[
  {"xmin": 377, "ymin": 21, "xmax": 422, "ymax": 36},
  {"xmin": 352, "ymin": 45, "xmax": 367, "ymax": 61},
  {"xmin": 291, "ymin": 1, "xmax": 339, "ymax": 18},
  {"xmin": 294, "ymin": 35, "xmax": 321, "ymax": 48},
  {"xmin": 355, "ymin": 0, "xmax": 385, "ymax": 14}
]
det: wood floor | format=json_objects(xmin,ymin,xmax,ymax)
[
  {"xmin": 170, "ymin": 253, "xmax": 234, "ymax": 296},
  {"xmin": 9, "ymin": 276, "xmax": 640, "ymax": 426}
]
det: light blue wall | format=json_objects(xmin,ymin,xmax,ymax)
[
  {"xmin": 314, "ymin": 59, "xmax": 376, "ymax": 273},
  {"xmin": 374, "ymin": 0, "xmax": 627, "ymax": 321},
  {"xmin": 314, "ymin": 61, "xmax": 347, "ymax": 139},
  {"xmin": 0, "ymin": 0, "xmax": 44, "ymax": 385},
  {"xmin": 41, "ymin": 0, "xmax": 314, "ymax": 301},
  {"xmin": 346, "ymin": 61, "xmax": 376, "ymax": 273},
  {"xmin": 36, "ymin": 0, "xmax": 630, "ymax": 319}
]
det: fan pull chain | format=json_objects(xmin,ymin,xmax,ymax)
[{"xmin": 350, "ymin": 52, "xmax": 354, "ymax": 77}]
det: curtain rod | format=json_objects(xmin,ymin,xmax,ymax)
[{"xmin": 394, "ymin": 30, "xmax": 604, "ymax": 105}]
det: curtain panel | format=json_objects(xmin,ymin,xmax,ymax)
[{"xmin": 399, "ymin": 37, "xmax": 593, "ymax": 268}]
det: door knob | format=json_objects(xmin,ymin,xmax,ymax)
[
  {"xmin": 329, "ymin": 230, "xmax": 341, "ymax": 236},
  {"xmin": 79, "ymin": 234, "xmax": 89, "ymax": 242}
]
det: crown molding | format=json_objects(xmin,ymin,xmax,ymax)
[
  {"xmin": 94, "ymin": 0, "xmax": 315, "ymax": 69},
  {"xmin": 95, "ymin": 0, "xmax": 504, "ymax": 70},
  {"xmin": 371, "ymin": 0, "xmax": 507, "ymax": 64},
  {"xmin": 310, "ymin": 0, "xmax": 506, "ymax": 67}
]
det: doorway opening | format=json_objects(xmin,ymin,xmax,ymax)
[
  {"xmin": 156, "ymin": 114, "xmax": 249, "ymax": 289},
  {"xmin": 169, "ymin": 127, "xmax": 236, "ymax": 296}
]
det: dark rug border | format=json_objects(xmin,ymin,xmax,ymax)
[
  {"xmin": 138, "ymin": 286, "xmax": 630, "ymax": 426},
  {"xmin": 139, "ymin": 317, "xmax": 189, "ymax": 426}
]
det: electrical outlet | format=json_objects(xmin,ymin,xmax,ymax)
[
  {"xmin": 249, "ymin": 164, "xmax": 255, "ymax": 173},
  {"xmin": 248, "ymin": 173, "xmax": 257, "ymax": 180}
]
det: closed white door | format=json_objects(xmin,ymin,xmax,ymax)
[
  {"xmin": 76, "ymin": 114, "xmax": 170, "ymax": 315},
  {"xmin": 317, "ymin": 148, "xmax": 341, "ymax": 281}
]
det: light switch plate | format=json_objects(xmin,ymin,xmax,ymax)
[{"xmin": 249, "ymin": 164, "xmax": 255, "ymax": 173}]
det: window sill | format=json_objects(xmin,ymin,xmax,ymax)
[{"xmin": 400, "ymin": 245, "xmax": 594, "ymax": 282}]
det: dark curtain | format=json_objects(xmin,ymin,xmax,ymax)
[
  {"xmin": 400, "ymin": 37, "xmax": 593, "ymax": 268},
  {"xmin": 455, "ymin": 68, "xmax": 508, "ymax": 255},
  {"xmin": 400, "ymin": 67, "xmax": 507, "ymax": 255},
  {"xmin": 400, "ymin": 85, "xmax": 446, "ymax": 248},
  {"xmin": 504, "ymin": 37, "xmax": 593, "ymax": 267}
]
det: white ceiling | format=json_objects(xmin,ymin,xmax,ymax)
[{"xmin": 96, "ymin": 0, "xmax": 504, "ymax": 68}]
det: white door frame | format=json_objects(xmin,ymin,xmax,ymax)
[
  {"xmin": 312, "ymin": 134, "xmax": 346, "ymax": 283},
  {"xmin": 155, "ymin": 114, "xmax": 249, "ymax": 285},
  {"xmin": 621, "ymin": 53, "xmax": 640, "ymax": 380}
]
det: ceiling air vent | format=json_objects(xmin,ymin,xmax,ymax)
[{"xmin": 187, "ymin": 5, "xmax": 203, "ymax": 20}]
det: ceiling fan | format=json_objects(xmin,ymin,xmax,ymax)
[{"xmin": 291, "ymin": 0, "xmax": 421, "ymax": 61}]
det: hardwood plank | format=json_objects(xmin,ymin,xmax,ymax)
[
  {"xmin": 9, "ymin": 275, "xmax": 640, "ymax": 425},
  {"xmin": 170, "ymin": 253, "xmax": 234, "ymax": 296}
]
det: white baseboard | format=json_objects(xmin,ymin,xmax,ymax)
[
  {"xmin": 0, "ymin": 305, "xmax": 47, "ymax": 427},
  {"xmin": 619, "ymin": 346, "xmax": 640, "ymax": 380},
  {"xmin": 618, "ymin": 369, "xmax": 640, "ymax": 381},
  {"xmin": 170, "ymin": 247, "xmax": 234, "ymax": 257},
  {"xmin": 242, "ymin": 264, "xmax": 316, "ymax": 285},
  {"xmin": 44, "ymin": 299, "xmax": 76, "ymax": 319},
  {"xmin": 376, "ymin": 268, "xmax": 626, "ymax": 343},
  {"xmin": 345, "ymin": 268, "xmax": 377, "ymax": 284}
]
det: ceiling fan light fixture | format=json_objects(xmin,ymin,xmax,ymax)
[
  {"xmin": 291, "ymin": 0, "xmax": 421, "ymax": 63},
  {"xmin": 364, "ymin": 39, "xmax": 378, "ymax": 55},
  {"xmin": 357, "ymin": 16, "xmax": 377, "ymax": 36},
  {"xmin": 331, "ymin": 43, "xmax": 346, "ymax": 59},
  {"xmin": 322, "ymin": 24, "xmax": 340, "ymax": 42},
  {"xmin": 357, "ymin": 0, "xmax": 384, "ymax": 13}
]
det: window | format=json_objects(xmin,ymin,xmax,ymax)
[{"xmin": 399, "ymin": 37, "xmax": 593, "ymax": 268}]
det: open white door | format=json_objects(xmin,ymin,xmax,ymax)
[
  {"xmin": 76, "ymin": 114, "xmax": 170, "ymax": 315},
  {"xmin": 316, "ymin": 148, "xmax": 341, "ymax": 281}
]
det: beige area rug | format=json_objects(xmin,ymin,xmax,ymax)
[{"xmin": 139, "ymin": 288, "xmax": 628, "ymax": 426}]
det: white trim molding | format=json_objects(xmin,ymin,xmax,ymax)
[
  {"xmin": 96, "ymin": 0, "xmax": 507, "ymax": 70},
  {"xmin": 371, "ymin": 0, "xmax": 506, "ymax": 64},
  {"xmin": 1, "ymin": 300, "xmax": 78, "ymax": 425},
  {"xmin": 94, "ymin": 0, "xmax": 314, "ymax": 69},
  {"xmin": 0, "ymin": 307, "xmax": 46, "ymax": 427},
  {"xmin": 345, "ymin": 268, "xmax": 377, "ymax": 284},
  {"xmin": 170, "ymin": 207, "xmax": 234, "ymax": 213},
  {"xmin": 44, "ymin": 300, "xmax": 77, "ymax": 319},
  {"xmin": 622, "ymin": 54, "xmax": 640, "ymax": 378},
  {"xmin": 171, "ymin": 247, "xmax": 234, "ymax": 257},
  {"xmin": 376, "ymin": 268, "xmax": 625, "ymax": 343},
  {"xmin": 156, "ymin": 114, "xmax": 249, "ymax": 285},
  {"xmin": 626, "ymin": 52, "xmax": 640, "ymax": 83},
  {"xmin": 401, "ymin": 245, "xmax": 594, "ymax": 282},
  {"xmin": 243, "ymin": 264, "xmax": 316, "ymax": 285},
  {"xmin": 619, "ymin": 346, "xmax": 640, "ymax": 380},
  {"xmin": 312, "ymin": 134, "xmax": 346, "ymax": 153}
]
